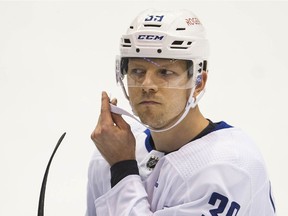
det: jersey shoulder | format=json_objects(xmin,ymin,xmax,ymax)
[{"xmin": 165, "ymin": 127, "xmax": 269, "ymax": 189}]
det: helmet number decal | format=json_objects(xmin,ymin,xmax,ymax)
[{"xmin": 145, "ymin": 15, "xmax": 164, "ymax": 22}]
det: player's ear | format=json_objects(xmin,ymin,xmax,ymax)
[{"xmin": 194, "ymin": 71, "xmax": 207, "ymax": 97}]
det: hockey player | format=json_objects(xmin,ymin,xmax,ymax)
[{"xmin": 87, "ymin": 9, "xmax": 276, "ymax": 215}]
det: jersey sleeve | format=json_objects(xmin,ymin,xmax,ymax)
[
  {"xmin": 85, "ymin": 150, "xmax": 111, "ymax": 216},
  {"xmin": 85, "ymin": 120, "xmax": 149, "ymax": 216},
  {"xmin": 94, "ymin": 175, "xmax": 152, "ymax": 215}
]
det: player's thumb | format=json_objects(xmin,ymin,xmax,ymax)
[{"xmin": 110, "ymin": 98, "xmax": 117, "ymax": 106}]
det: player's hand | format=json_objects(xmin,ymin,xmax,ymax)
[{"xmin": 91, "ymin": 91, "xmax": 136, "ymax": 166}]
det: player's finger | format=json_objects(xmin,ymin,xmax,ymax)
[
  {"xmin": 111, "ymin": 112, "xmax": 129, "ymax": 130},
  {"xmin": 100, "ymin": 91, "xmax": 114, "ymax": 125},
  {"xmin": 109, "ymin": 97, "xmax": 128, "ymax": 128}
]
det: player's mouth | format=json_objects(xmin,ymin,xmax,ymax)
[{"xmin": 139, "ymin": 100, "xmax": 161, "ymax": 105}]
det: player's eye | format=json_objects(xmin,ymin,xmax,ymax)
[
  {"xmin": 160, "ymin": 69, "xmax": 173, "ymax": 75},
  {"xmin": 158, "ymin": 69, "xmax": 177, "ymax": 78},
  {"xmin": 132, "ymin": 68, "xmax": 145, "ymax": 75},
  {"xmin": 128, "ymin": 68, "xmax": 146, "ymax": 80}
]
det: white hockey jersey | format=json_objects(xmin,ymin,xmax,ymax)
[{"xmin": 86, "ymin": 121, "xmax": 276, "ymax": 216}]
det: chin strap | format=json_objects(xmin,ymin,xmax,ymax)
[
  {"xmin": 189, "ymin": 88, "xmax": 205, "ymax": 109},
  {"xmin": 110, "ymin": 88, "xmax": 205, "ymax": 133}
]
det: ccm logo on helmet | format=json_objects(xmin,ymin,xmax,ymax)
[{"xmin": 138, "ymin": 35, "xmax": 164, "ymax": 40}]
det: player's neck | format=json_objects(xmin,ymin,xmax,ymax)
[{"xmin": 151, "ymin": 106, "xmax": 209, "ymax": 153}]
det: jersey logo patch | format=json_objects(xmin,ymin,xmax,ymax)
[{"xmin": 146, "ymin": 155, "xmax": 159, "ymax": 170}]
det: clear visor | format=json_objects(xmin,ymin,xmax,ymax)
[{"xmin": 116, "ymin": 57, "xmax": 195, "ymax": 90}]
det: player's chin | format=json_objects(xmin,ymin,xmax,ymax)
[{"xmin": 140, "ymin": 117, "xmax": 168, "ymax": 130}]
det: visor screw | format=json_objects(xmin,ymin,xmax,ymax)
[
  {"xmin": 157, "ymin": 49, "xmax": 162, "ymax": 53},
  {"xmin": 136, "ymin": 48, "xmax": 140, "ymax": 53}
]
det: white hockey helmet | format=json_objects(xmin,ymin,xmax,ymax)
[
  {"xmin": 116, "ymin": 9, "xmax": 209, "ymax": 97},
  {"xmin": 120, "ymin": 9, "xmax": 209, "ymax": 60},
  {"xmin": 115, "ymin": 9, "xmax": 209, "ymax": 132}
]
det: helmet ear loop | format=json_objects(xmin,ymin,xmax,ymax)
[
  {"xmin": 187, "ymin": 59, "xmax": 206, "ymax": 109},
  {"xmin": 187, "ymin": 81, "xmax": 205, "ymax": 109},
  {"xmin": 193, "ymin": 73, "xmax": 206, "ymax": 107},
  {"xmin": 186, "ymin": 85, "xmax": 197, "ymax": 109}
]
